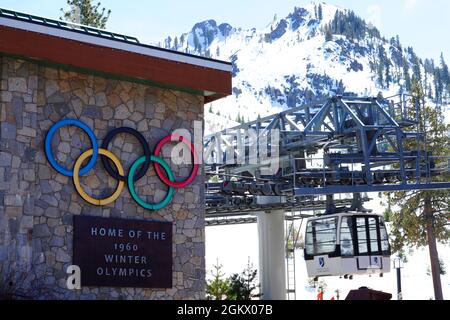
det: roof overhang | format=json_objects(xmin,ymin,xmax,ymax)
[{"xmin": 0, "ymin": 10, "xmax": 232, "ymax": 103}]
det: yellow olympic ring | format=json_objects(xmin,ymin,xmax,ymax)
[{"xmin": 73, "ymin": 148, "xmax": 125, "ymax": 206}]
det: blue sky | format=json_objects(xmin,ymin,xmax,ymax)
[{"xmin": 0, "ymin": 0, "xmax": 448, "ymax": 63}]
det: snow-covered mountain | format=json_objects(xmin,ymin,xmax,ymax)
[{"xmin": 158, "ymin": 2, "xmax": 450, "ymax": 133}]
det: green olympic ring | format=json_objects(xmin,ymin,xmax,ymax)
[{"xmin": 128, "ymin": 155, "xmax": 175, "ymax": 210}]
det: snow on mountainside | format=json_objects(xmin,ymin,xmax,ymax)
[{"xmin": 158, "ymin": 2, "xmax": 450, "ymax": 134}]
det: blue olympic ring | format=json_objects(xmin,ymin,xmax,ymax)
[{"xmin": 45, "ymin": 119, "xmax": 99, "ymax": 177}]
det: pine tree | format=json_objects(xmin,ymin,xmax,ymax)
[
  {"xmin": 440, "ymin": 53, "xmax": 449, "ymax": 87},
  {"xmin": 377, "ymin": 45, "xmax": 386, "ymax": 87},
  {"xmin": 226, "ymin": 259, "xmax": 260, "ymax": 300},
  {"xmin": 206, "ymin": 260, "xmax": 230, "ymax": 300},
  {"xmin": 180, "ymin": 34, "xmax": 185, "ymax": 48},
  {"xmin": 318, "ymin": 4, "xmax": 323, "ymax": 20},
  {"xmin": 60, "ymin": 0, "xmax": 111, "ymax": 29},
  {"xmin": 173, "ymin": 36, "xmax": 178, "ymax": 50},
  {"xmin": 403, "ymin": 58, "xmax": 412, "ymax": 91},
  {"xmin": 387, "ymin": 79, "xmax": 450, "ymax": 300},
  {"xmin": 166, "ymin": 36, "xmax": 172, "ymax": 49},
  {"xmin": 385, "ymin": 61, "xmax": 392, "ymax": 88},
  {"xmin": 378, "ymin": 63, "xmax": 384, "ymax": 88},
  {"xmin": 325, "ymin": 28, "xmax": 333, "ymax": 42},
  {"xmin": 193, "ymin": 32, "xmax": 201, "ymax": 52},
  {"xmin": 396, "ymin": 35, "xmax": 402, "ymax": 51}
]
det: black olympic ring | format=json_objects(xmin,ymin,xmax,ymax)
[{"xmin": 101, "ymin": 127, "xmax": 151, "ymax": 182}]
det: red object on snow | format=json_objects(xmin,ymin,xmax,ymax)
[{"xmin": 317, "ymin": 291, "xmax": 324, "ymax": 300}]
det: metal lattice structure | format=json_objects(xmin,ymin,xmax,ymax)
[
  {"xmin": 204, "ymin": 93, "xmax": 449, "ymax": 298},
  {"xmin": 204, "ymin": 94, "xmax": 450, "ymax": 223}
]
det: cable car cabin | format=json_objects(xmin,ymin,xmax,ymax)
[{"xmin": 304, "ymin": 212, "xmax": 391, "ymax": 278}]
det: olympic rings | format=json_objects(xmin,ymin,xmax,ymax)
[
  {"xmin": 128, "ymin": 155, "xmax": 174, "ymax": 210},
  {"xmin": 101, "ymin": 127, "xmax": 151, "ymax": 182},
  {"xmin": 73, "ymin": 148, "xmax": 125, "ymax": 205},
  {"xmin": 44, "ymin": 119, "xmax": 198, "ymax": 210},
  {"xmin": 153, "ymin": 134, "xmax": 199, "ymax": 188},
  {"xmin": 45, "ymin": 119, "xmax": 98, "ymax": 177}
]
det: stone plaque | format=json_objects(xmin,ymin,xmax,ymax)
[{"xmin": 73, "ymin": 215, "xmax": 172, "ymax": 288}]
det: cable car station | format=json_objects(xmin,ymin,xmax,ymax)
[{"xmin": 204, "ymin": 94, "xmax": 450, "ymax": 299}]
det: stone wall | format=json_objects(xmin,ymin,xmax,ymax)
[{"xmin": 0, "ymin": 56, "xmax": 205, "ymax": 299}]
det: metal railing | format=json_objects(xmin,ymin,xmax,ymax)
[{"xmin": 282, "ymin": 155, "xmax": 450, "ymax": 191}]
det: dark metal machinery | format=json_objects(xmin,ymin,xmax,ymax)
[{"xmin": 205, "ymin": 94, "xmax": 450, "ymax": 224}]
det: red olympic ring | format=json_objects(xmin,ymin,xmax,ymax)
[{"xmin": 154, "ymin": 134, "xmax": 199, "ymax": 188}]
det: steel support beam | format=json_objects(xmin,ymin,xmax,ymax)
[{"xmin": 294, "ymin": 182, "xmax": 450, "ymax": 195}]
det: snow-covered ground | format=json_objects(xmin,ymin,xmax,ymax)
[
  {"xmin": 205, "ymin": 209, "xmax": 450, "ymax": 300},
  {"xmin": 295, "ymin": 243, "xmax": 450, "ymax": 300}
]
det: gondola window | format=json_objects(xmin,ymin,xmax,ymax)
[
  {"xmin": 368, "ymin": 217, "xmax": 380, "ymax": 253},
  {"xmin": 380, "ymin": 220, "xmax": 390, "ymax": 254},
  {"xmin": 356, "ymin": 218, "xmax": 368, "ymax": 254},
  {"xmin": 340, "ymin": 217, "xmax": 354, "ymax": 256},
  {"xmin": 305, "ymin": 217, "xmax": 338, "ymax": 255}
]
